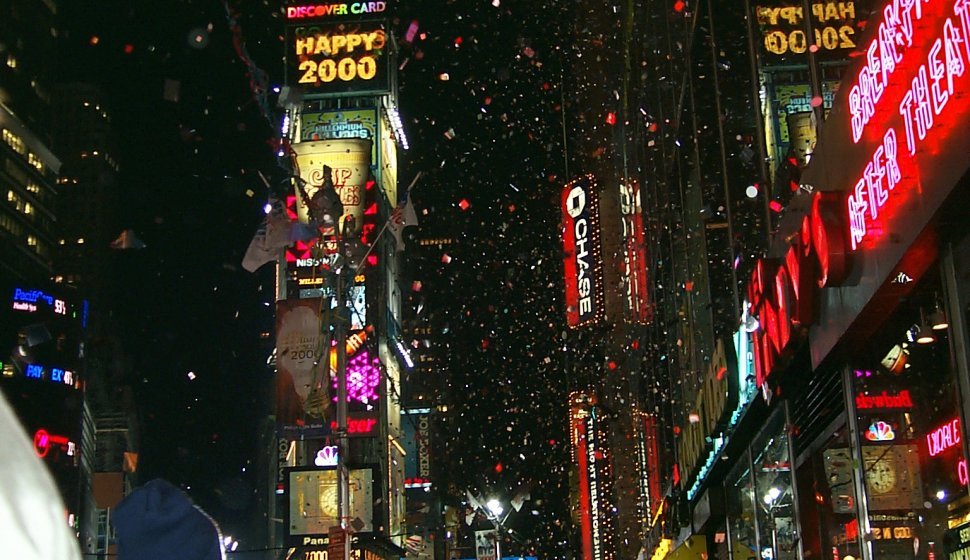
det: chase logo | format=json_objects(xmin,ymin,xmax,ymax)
[{"xmin": 565, "ymin": 186, "xmax": 587, "ymax": 218}]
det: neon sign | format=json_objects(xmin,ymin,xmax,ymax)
[
  {"xmin": 866, "ymin": 420, "xmax": 896, "ymax": 441},
  {"xmin": 315, "ymin": 445, "xmax": 339, "ymax": 467},
  {"xmin": 286, "ymin": 2, "xmax": 387, "ymax": 19},
  {"xmin": 846, "ymin": 0, "xmax": 970, "ymax": 249},
  {"xmin": 329, "ymin": 415, "xmax": 378, "ymax": 436},
  {"xmin": 855, "ymin": 389, "xmax": 914, "ymax": 409},
  {"xmin": 23, "ymin": 364, "xmax": 77, "ymax": 387},
  {"xmin": 562, "ymin": 175, "xmax": 605, "ymax": 328},
  {"xmin": 33, "ymin": 429, "xmax": 75, "ymax": 459},
  {"xmin": 332, "ymin": 350, "xmax": 380, "ymax": 403},
  {"xmin": 927, "ymin": 417, "xmax": 961, "ymax": 456},
  {"xmin": 619, "ymin": 180, "xmax": 650, "ymax": 322},
  {"xmin": 11, "ymin": 288, "xmax": 67, "ymax": 315},
  {"xmin": 747, "ymin": 191, "xmax": 850, "ymax": 390},
  {"xmin": 847, "ymin": 128, "xmax": 902, "ymax": 250}
]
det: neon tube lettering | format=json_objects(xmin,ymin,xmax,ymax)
[{"xmin": 847, "ymin": 128, "xmax": 901, "ymax": 249}]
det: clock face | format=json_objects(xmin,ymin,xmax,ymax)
[
  {"xmin": 319, "ymin": 483, "xmax": 339, "ymax": 518},
  {"xmin": 868, "ymin": 461, "xmax": 897, "ymax": 494}
]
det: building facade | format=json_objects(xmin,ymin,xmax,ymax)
[
  {"xmin": 645, "ymin": 2, "xmax": 970, "ymax": 560},
  {"xmin": 269, "ymin": 3, "xmax": 412, "ymax": 559}
]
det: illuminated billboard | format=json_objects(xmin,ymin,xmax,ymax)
[
  {"xmin": 618, "ymin": 180, "xmax": 650, "ymax": 323},
  {"xmin": 285, "ymin": 2, "xmax": 388, "ymax": 21},
  {"xmin": 570, "ymin": 393, "xmax": 615, "ymax": 560},
  {"xmin": 276, "ymin": 298, "xmax": 326, "ymax": 425},
  {"xmin": 752, "ymin": 1, "xmax": 868, "ymax": 63},
  {"xmin": 286, "ymin": 19, "xmax": 390, "ymax": 97},
  {"xmin": 402, "ymin": 409, "xmax": 432, "ymax": 488},
  {"xmin": 292, "ymin": 138, "xmax": 373, "ymax": 238},
  {"xmin": 561, "ymin": 175, "xmax": 605, "ymax": 328},
  {"xmin": 300, "ymin": 109, "xmax": 378, "ymax": 155},
  {"xmin": 286, "ymin": 466, "xmax": 374, "ymax": 547}
]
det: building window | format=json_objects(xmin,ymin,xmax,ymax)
[
  {"xmin": 2, "ymin": 129, "xmax": 26, "ymax": 155},
  {"xmin": 28, "ymin": 153, "xmax": 44, "ymax": 172}
]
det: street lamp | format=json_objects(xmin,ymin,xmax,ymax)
[{"xmin": 486, "ymin": 498, "xmax": 504, "ymax": 518}]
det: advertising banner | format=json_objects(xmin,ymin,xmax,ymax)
[
  {"xmin": 276, "ymin": 298, "xmax": 327, "ymax": 425},
  {"xmin": 286, "ymin": 19, "xmax": 390, "ymax": 97},
  {"xmin": 752, "ymin": 0, "xmax": 870, "ymax": 65},
  {"xmin": 286, "ymin": 467, "xmax": 374, "ymax": 547},
  {"xmin": 401, "ymin": 409, "xmax": 432, "ymax": 486},
  {"xmin": 293, "ymin": 138, "xmax": 373, "ymax": 237},
  {"xmin": 300, "ymin": 109, "xmax": 379, "ymax": 163},
  {"xmin": 475, "ymin": 530, "xmax": 499, "ymax": 560},
  {"xmin": 285, "ymin": 1, "xmax": 389, "ymax": 22},
  {"xmin": 561, "ymin": 175, "xmax": 604, "ymax": 328},
  {"xmin": 618, "ymin": 180, "xmax": 650, "ymax": 323}
]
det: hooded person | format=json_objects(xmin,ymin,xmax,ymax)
[
  {"xmin": 0, "ymin": 392, "xmax": 82, "ymax": 559},
  {"xmin": 114, "ymin": 478, "xmax": 226, "ymax": 560}
]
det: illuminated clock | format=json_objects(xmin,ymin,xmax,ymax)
[
  {"xmin": 319, "ymin": 483, "xmax": 339, "ymax": 518},
  {"xmin": 868, "ymin": 461, "xmax": 896, "ymax": 494}
]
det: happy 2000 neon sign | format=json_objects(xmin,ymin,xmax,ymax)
[{"xmin": 845, "ymin": 0, "xmax": 970, "ymax": 250}]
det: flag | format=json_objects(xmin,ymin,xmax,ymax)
[
  {"xmin": 264, "ymin": 197, "xmax": 293, "ymax": 249},
  {"xmin": 510, "ymin": 482, "xmax": 531, "ymax": 512},
  {"xmin": 241, "ymin": 219, "xmax": 276, "ymax": 272},
  {"xmin": 389, "ymin": 193, "xmax": 419, "ymax": 251}
]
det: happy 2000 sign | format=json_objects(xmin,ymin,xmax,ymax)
[{"xmin": 287, "ymin": 20, "xmax": 390, "ymax": 97}]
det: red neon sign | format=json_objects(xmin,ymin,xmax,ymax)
[
  {"xmin": 573, "ymin": 410, "xmax": 594, "ymax": 560},
  {"xmin": 747, "ymin": 191, "xmax": 850, "ymax": 390},
  {"xmin": 855, "ymin": 389, "xmax": 914, "ymax": 409},
  {"xmin": 330, "ymin": 417, "xmax": 378, "ymax": 435},
  {"xmin": 846, "ymin": 0, "xmax": 970, "ymax": 250},
  {"xmin": 562, "ymin": 176, "xmax": 604, "ymax": 328},
  {"xmin": 33, "ymin": 429, "xmax": 71, "ymax": 459},
  {"xmin": 927, "ymin": 417, "xmax": 961, "ymax": 456}
]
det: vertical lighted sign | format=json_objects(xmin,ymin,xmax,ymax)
[
  {"xmin": 619, "ymin": 180, "xmax": 650, "ymax": 323},
  {"xmin": 844, "ymin": 0, "xmax": 970, "ymax": 250},
  {"xmin": 570, "ymin": 396, "xmax": 594, "ymax": 560},
  {"xmin": 570, "ymin": 393, "xmax": 614, "ymax": 560},
  {"xmin": 562, "ymin": 175, "xmax": 605, "ymax": 328}
]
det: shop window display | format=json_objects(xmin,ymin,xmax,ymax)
[
  {"xmin": 752, "ymin": 408, "xmax": 798, "ymax": 560},
  {"xmin": 728, "ymin": 451, "xmax": 759, "ymax": 560},
  {"xmin": 851, "ymin": 265, "xmax": 970, "ymax": 559},
  {"xmin": 796, "ymin": 427, "xmax": 864, "ymax": 560}
]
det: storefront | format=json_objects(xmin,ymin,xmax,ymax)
[{"xmin": 724, "ymin": 0, "xmax": 970, "ymax": 559}]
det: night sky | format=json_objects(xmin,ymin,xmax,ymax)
[{"xmin": 54, "ymin": 0, "xmax": 583, "ymax": 554}]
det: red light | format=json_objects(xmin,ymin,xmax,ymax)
[
  {"xmin": 927, "ymin": 417, "xmax": 961, "ymax": 457},
  {"xmin": 770, "ymin": 200, "xmax": 784, "ymax": 213},
  {"xmin": 124, "ymin": 44, "xmax": 134, "ymax": 54},
  {"xmin": 606, "ymin": 112, "xmax": 616, "ymax": 125},
  {"xmin": 673, "ymin": 0, "xmax": 685, "ymax": 12},
  {"xmin": 89, "ymin": 36, "xmax": 100, "ymax": 46},
  {"xmin": 494, "ymin": 462, "xmax": 503, "ymax": 473},
  {"xmin": 458, "ymin": 199, "xmax": 470, "ymax": 210}
]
